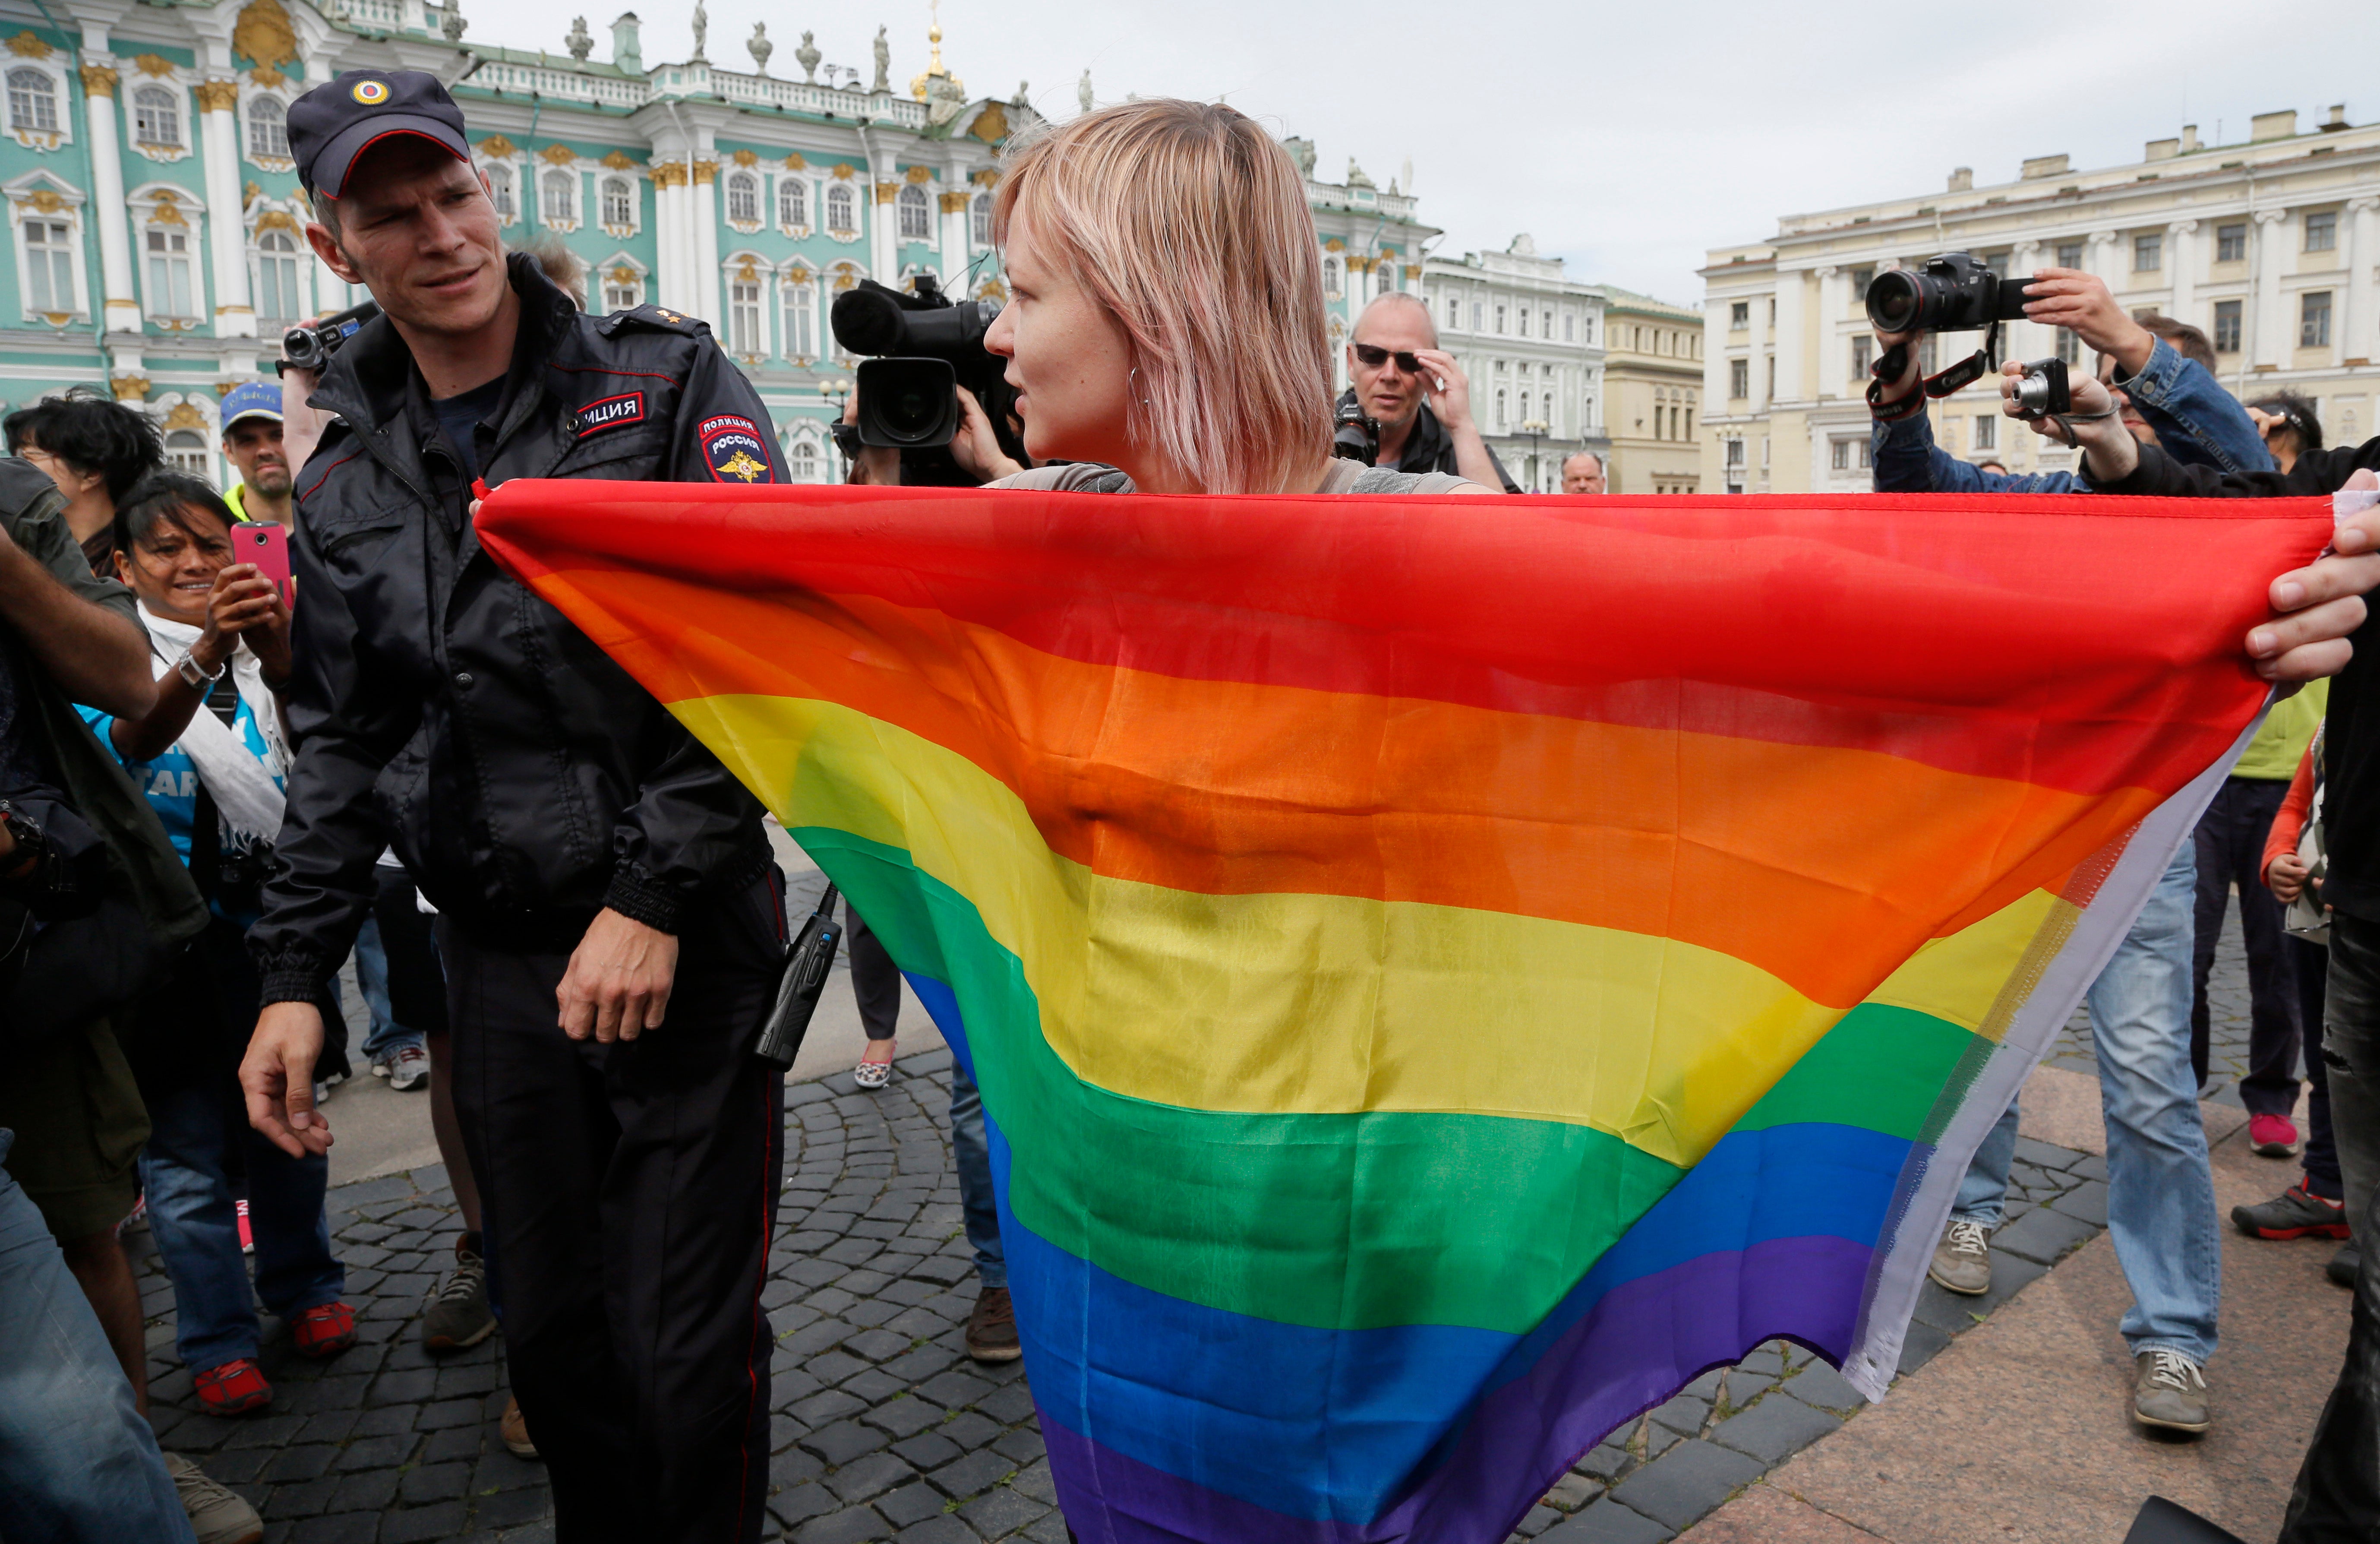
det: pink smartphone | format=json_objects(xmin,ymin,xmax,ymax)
[{"xmin": 234, "ymin": 522, "xmax": 291, "ymax": 609}]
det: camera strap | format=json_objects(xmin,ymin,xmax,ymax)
[{"xmin": 1866, "ymin": 321, "xmax": 2002, "ymax": 422}]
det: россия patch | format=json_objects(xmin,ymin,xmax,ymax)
[{"xmin": 699, "ymin": 414, "xmax": 774, "ymax": 483}]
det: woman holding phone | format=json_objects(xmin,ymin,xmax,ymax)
[{"xmin": 78, "ymin": 471, "xmax": 357, "ymax": 1417}]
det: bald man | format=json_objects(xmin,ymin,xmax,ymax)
[
  {"xmin": 1338, "ymin": 293, "xmax": 1518, "ymax": 491},
  {"xmin": 1560, "ymin": 451, "xmax": 1606, "ymax": 494}
]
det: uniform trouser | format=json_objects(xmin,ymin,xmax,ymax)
[
  {"xmin": 2281, "ymin": 911, "xmax": 2380, "ymax": 1539},
  {"xmin": 2298, "ymin": 935, "xmax": 2345, "ymax": 1200},
  {"xmin": 438, "ymin": 875, "xmax": 786, "ymax": 1544},
  {"xmin": 2191, "ymin": 776, "xmax": 2301, "ymax": 1106}
]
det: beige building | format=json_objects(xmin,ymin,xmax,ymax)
[
  {"xmin": 1421, "ymin": 235, "xmax": 1608, "ymax": 492},
  {"xmin": 1701, "ymin": 105, "xmax": 2380, "ymax": 494},
  {"xmin": 1601, "ymin": 287, "xmax": 1705, "ymax": 493}
]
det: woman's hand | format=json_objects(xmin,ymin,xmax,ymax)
[
  {"xmin": 2267, "ymin": 851, "xmax": 2310, "ymax": 904},
  {"xmin": 950, "ymin": 386, "xmax": 1024, "ymax": 483},
  {"xmin": 208, "ymin": 563, "xmax": 293, "ymax": 686},
  {"xmin": 2255, "ymin": 468, "xmax": 2380, "ymax": 681}
]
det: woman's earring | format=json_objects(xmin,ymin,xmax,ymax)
[{"xmin": 1129, "ymin": 365, "xmax": 1152, "ymax": 408}]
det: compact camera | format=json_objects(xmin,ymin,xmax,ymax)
[
  {"xmin": 2009, "ymin": 358, "xmax": 2071, "ymax": 421},
  {"xmin": 1864, "ymin": 253, "xmax": 2032, "ymax": 335},
  {"xmin": 278, "ymin": 301, "xmax": 380, "ymax": 376}
]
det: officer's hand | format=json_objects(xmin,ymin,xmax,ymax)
[
  {"xmin": 558, "ymin": 907, "xmax": 680, "ymax": 1042},
  {"xmin": 242, "ymin": 1001, "xmax": 332, "ymax": 1158}
]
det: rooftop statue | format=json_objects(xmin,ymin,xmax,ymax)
[{"xmin": 795, "ymin": 29, "xmax": 820, "ymax": 82}]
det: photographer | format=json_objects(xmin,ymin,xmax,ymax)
[
  {"xmin": 1337, "ymin": 293, "xmax": 1518, "ymax": 490},
  {"xmin": 2250, "ymin": 390, "xmax": 2324, "ymax": 475},
  {"xmin": 2035, "ymin": 362, "xmax": 2380, "ymax": 1543},
  {"xmin": 234, "ymin": 71, "xmax": 789, "ymax": 1542},
  {"xmin": 1871, "ymin": 269, "xmax": 2269, "ymax": 492},
  {"xmin": 1872, "ymin": 267, "xmax": 2282, "ymax": 1440}
]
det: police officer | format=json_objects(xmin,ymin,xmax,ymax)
[{"xmin": 237, "ymin": 71, "xmax": 788, "ymax": 1544}]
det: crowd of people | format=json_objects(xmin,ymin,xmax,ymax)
[{"xmin": 6, "ymin": 62, "xmax": 2380, "ymax": 1544}]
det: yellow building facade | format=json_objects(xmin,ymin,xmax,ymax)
[{"xmin": 1601, "ymin": 287, "xmax": 1704, "ymax": 494}]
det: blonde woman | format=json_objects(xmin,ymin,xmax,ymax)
[{"xmin": 968, "ymin": 99, "xmax": 1492, "ymax": 498}]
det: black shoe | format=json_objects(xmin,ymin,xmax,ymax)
[
  {"xmin": 2231, "ymin": 1182, "xmax": 2351, "ymax": 1240},
  {"xmin": 965, "ymin": 1286, "xmax": 1022, "ymax": 1362},
  {"xmin": 2329, "ymin": 1240, "xmax": 2361, "ymax": 1289}
]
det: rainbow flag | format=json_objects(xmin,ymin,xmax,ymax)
[{"xmin": 480, "ymin": 484, "xmax": 2327, "ymax": 1542}]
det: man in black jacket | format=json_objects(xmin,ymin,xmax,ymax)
[
  {"xmin": 2003, "ymin": 363, "xmax": 2380, "ymax": 1541},
  {"xmin": 237, "ymin": 71, "xmax": 787, "ymax": 1543}
]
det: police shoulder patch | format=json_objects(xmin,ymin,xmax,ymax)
[{"xmin": 698, "ymin": 414, "xmax": 774, "ymax": 484}]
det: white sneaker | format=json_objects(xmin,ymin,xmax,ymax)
[
  {"xmin": 164, "ymin": 1452, "xmax": 262, "ymax": 1544},
  {"xmin": 384, "ymin": 1044, "xmax": 430, "ymax": 1093}
]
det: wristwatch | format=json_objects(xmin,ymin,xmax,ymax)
[{"xmin": 175, "ymin": 648, "xmax": 226, "ymax": 690}]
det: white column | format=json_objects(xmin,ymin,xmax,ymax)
[
  {"xmin": 2086, "ymin": 228, "xmax": 2120, "ymax": 285},
  {"xmin": 2347, "ymin": 197, "xmax": 2380, "ymax": 365},
  {"xmin": 1812, "ymin": 266, "xmax": 1839, "ymax": 398},
  {"xmin": 196, "ymin": 79, "xmax": 253, "ymax": 337},
  {"xmin": 2165, "ymin": 220, "xmax": 2197, "ymax": 331},
  {"xmin": 1772, "ymin": 268, "xmax": 1806, "ymax": 407},
  {"xmin": 2253, "ymin": 208, "xmax": 2290, "ymax": 369},
  {"xmin": 78, "ymin": 63, "xmax": 139, "ymax": 333},
  {"xmin": 2008, "ymin": 239, "xmax": 2043, "ymax": 362},
  {"xmin": 1746, "ymin": 284, "xmax": 1769, "ymax": 414},
  {"xmin": 650, "ymin": 166, "xmax": 682, "ymax": 310},
  {"xmin": 937, "ymin": 174, "xmax": 966, "ymax": 285},
  {"xmin": 691, "ymin": 160, "xmax": 720, "ymax": 324}
]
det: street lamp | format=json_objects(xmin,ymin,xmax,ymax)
[
  {"xmin": 1519, "ymin": 418, "xmax": 1549, "ymax": 492},
  {"xmin": 818, "ymin": 377, "xmax": 855, "ymax": 478}
]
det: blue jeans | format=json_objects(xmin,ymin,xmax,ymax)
[
  {"xmin": 354, "ymin": 913, "xmax": 425, "ymax": 1065},
  {"xmin": 0, "ymin": 1131, "xmax": 194, "ymax": 1543},
  {"xmin": 139, "ymin": 1076, "xmax": 344, "ymax": 1372},
  {"xmin": 1953, "ymin": 840, "xmax": 2221, "ymax": 1365},
  {"xmin": 948, "ymin": 1063, "xmax": 1006, "ymax": 1291}
]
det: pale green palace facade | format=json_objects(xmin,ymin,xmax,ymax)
[{"xmin": 0, "ymin": 0, "xmax": 1436, "ymax": 487}]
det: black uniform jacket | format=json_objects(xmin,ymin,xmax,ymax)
[{"xmin": 252, "ymin": 255, "xmax": 782, "ymax": 1003}]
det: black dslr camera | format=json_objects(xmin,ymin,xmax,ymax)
[
  {"xmin": 277, "ymin": 300, "xmax": 380, "ymax": 376},
  {"xmin": 1864, "ymin": 253, "xmax": 2030, "ymax": 335},
  {"xmin": 1332, "ymin": 400, "xmax": 1381, "ymax": 465},
  {"xmin": 830, "ymin": 276, "xmax": 1026, "ymax": 486}
]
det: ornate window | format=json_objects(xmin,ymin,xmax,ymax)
[
  {"xmin": 145, "ymin": 224, "xmax": 197, "ymax": 320},
  {"xmin": 6, "ymin": 69, "xmax": 55, "ymax": 134},
  {"xmin": 778, "ymin": 177, "xmax": 807, "ymax": 230},
  {"xmin": 726, "ymin": 171, "xmax": 759, "ymax": 226},
  {"xmin": 253, "ymin": 227, "xmax": 303, "ymax": 324},
  {"xmin": 1446, "ymin": 296, "xmax": 1459, "ymax": 331},
  {"xmin": 133, "ymin": 85, "xmax": 181, "ymax": 149},
  {"xmin": 729, "ymin": 278, "xmax": 763, "ymax": 355},
  {"xmin": 488, "ymin": 165, "xmax": 516, "ymax": 224},
  {"xmin": 970, "ymin": 192, "xmax": 991, "ymax": 246},
  {"xmin": 825, "ymin": 183, "xmax": 855, "ymax": 236},
  {"xmin": 541, "ymin": 168, "xmax": 576, "ymax": 226},
  {"xmin": 600, "ymin": 176, "xmax": 634, "ymax": 228},
  {"xmin": 22, "ymin": 215, "xmax": 73, "ymax": 312},
  {"xmin": 1493, "ymin": 387, "xmax": 1507, "ymax": 429},
  {"xmin": 896, "ymin": 182, "xmax": 930, "ymax": 242},
  {"xmin": 165, "ymin": 428, "xmax": 209, "ymax": 477},
  {"xmin": 1321, "ymin": 256, "xmax": 1341, "ymax": 296},
  {"xmin": 246, "ymin": 95, "xmax": 287, "ymax": 158},
  {"xmin": 781, "ymin": 273, "xmax": 816, "ymax": 359},
  {"xmin": 1495, "ymin": 304, "xmax": 1508, "ymax": 334},
  {"xmin": 792, "ymin": 440, "xmax": 819, "ymax": 481},
  {"xmin": 603, "ymin": 268, "xmax": 641, "ymax": 310}
]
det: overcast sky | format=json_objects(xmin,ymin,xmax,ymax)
[{"xmin": 467, "ymin": 0, "xmax": 2380, "ymax": 302}]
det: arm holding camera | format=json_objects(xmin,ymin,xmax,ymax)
[{"xmin": 1867, "ymin": 325, "xmax": 2079, "ymax": 494}]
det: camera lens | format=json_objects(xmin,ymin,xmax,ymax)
[
  {"xmin": 1865, "ymin": 270, "xmax": 1923, "ymax": 334},
  {"xmin": 884, "ymin": 384, "xmax": 939, "ymax": 440}
]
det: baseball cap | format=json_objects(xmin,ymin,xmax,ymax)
[
  {"xmin": 289, "ymin": 70, "xmax": 471, "ymax": 201},
  {"xmin": 221, "ymin": 380, "xmax": 283, "ymax": 430}
]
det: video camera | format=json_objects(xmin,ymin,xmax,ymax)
[
  {"xmin": 830, "ymin": 276, "xmax": 1027, "ymax": 486},
  {"xmin": 277, "ymin": 301, "xmax": 380, "ymax": 377}
]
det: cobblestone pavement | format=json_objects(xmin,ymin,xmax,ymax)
[{"xmin": 139, "ymin": 911, "xmax": 2267, "ymax": 1542}]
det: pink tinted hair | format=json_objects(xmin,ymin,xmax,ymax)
[{"xmin": 993, "ymin": 100, "xmax": 1332, "ymax": 495}]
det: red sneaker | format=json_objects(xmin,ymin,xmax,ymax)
[
  {"xmin": 289, "ymin": 1301, "xmax": 357, "ymax": 1359},
  {"xmin": 2249, "ymin": 1114, "xmax": 2302, "ymax": 1158},
  {"xmin": 193, "ymin": 1357, "xmax": 272, "ymax": 1415}
]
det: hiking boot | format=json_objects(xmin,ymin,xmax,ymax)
[
  {"xmin": 500, "ymin": 1395, "xmax": 539, "ymax": 1459},
  {"xmin": 289, "ymin": 1301, "xmax": 357, "ymax": 1359},
  {"xmin": 2232, "ymin": 1182, "xmax": 2350, "ymax": 1240},
  {"xmin": 423, "ymin": 1234, "xmax": 496, "ymax": 1352},
  {"xmin": 380, "ymin": 1043, "xmax": 429, "ymax": 1092},
  {"xmin": 164, "ymin": 1452, "xmax": 262, "ymax": 1544},
  {"xmin": 193, "ymin": 1358, "xmax": 271, "ymax": 1416},
  {"xmin": 966, "ymin": 1285, "xmax": 1023, "ymax": 1362},
  {"xmin": 2249, "ymin": 1114, "xmax": 2301, "ymax": 1158},
  {"xmin": 2133, "ymin": 1348, "xmax": 2212, "ymax": 1434},
  {"xmin": 1927, "ymin": 1218, "xmax": 1993, "ymax": 1296},
  {"xmin": 2331, "ymin": 1240, "xmax": 2362, "ymax": 1289}
]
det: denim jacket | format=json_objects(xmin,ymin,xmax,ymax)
[{"xmin": 1870, "ymin": 337, "xmax": 2273, "ymax": 494}]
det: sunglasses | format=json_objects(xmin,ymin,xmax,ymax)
[{"xmin": 1352, "ymin": 344, "xmax": 1427, "ymax": 373}]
